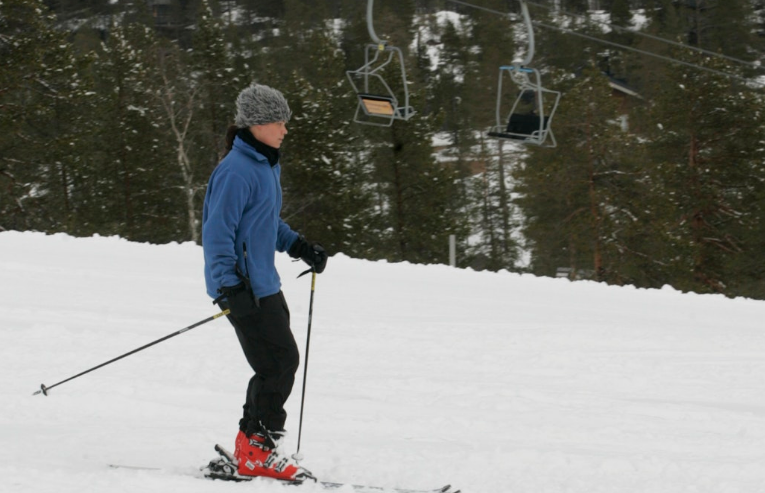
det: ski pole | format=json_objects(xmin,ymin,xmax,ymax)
[
  {"xmin": 292, "ymin": 269, "xmax": 316, "ymax": 462},
  {"xmin": 32, "ymin": 309, "xmax": 230, "ymax": 396}
]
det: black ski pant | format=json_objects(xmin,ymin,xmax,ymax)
[{"xmin": 222, "ymin": 291, "xmax": 299, "ymax": 435}]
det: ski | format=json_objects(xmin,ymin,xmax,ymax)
[
  {"xmin": 203, "ymin": 444, "xmax": 460, "ymax": 493},
  {"xmin": 108, "ymin": 464, "xmax": 162, "ymax": 471}
]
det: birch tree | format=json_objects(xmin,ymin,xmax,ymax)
[{"xmin": 155, "ymin": 46, "xmax": 204, "ymax": 243}]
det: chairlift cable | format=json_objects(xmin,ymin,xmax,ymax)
[
  {"xmin": 446, "ymin": 0, "xmax": 757, "ymax": 69},
  {"xmin": 445, "ymin": 0, "xmax": 752, "ymax": 83},
  {"xmin": 533, "ymin": 19, "xmax": 750, "ymax": 83},
  {"xmin": 520, "ymin": 0, "xmax": 759, "ymax": 69}
]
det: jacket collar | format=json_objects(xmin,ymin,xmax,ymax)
[{"xmin": 234, "ymin": 128, "xmax": 280, "ymax": 167}]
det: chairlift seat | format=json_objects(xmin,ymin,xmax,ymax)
[
  {"xmin": 488, "ymin": 113, "xmax": 550, "ymax": 140},
  {"xmin": 357, "ymin": 93, "xmax": 396, "ymax": 117}
]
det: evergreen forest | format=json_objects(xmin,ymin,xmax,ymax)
[{"xmin": 3, "ymin": 0, "xmax": 765, "ymax": 299}]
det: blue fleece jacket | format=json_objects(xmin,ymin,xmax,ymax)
[{"xmin": 202, "ymin": 136, "xmax": 299, "ymax": 300}]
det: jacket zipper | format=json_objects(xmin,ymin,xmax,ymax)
[{"xmin": 242, "ymin": 242, "xmax": 251, "ymax": 280}]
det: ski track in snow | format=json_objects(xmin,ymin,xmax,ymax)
[{"xmin": 2, "ymin": 231, "xmax": 765, "ymax": 492}]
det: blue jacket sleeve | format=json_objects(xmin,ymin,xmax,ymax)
[
  {"xmin": 203, "ymin": 170, "xmax": 250, "ymax": 290},
  {"xmin": 276, "ymin": 218, "xmax": 299, "ymax": 253}
]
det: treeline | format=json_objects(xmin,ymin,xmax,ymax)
[{"xmin": 3, "ymin": 0, "xmax": 765, "ymax": 299}]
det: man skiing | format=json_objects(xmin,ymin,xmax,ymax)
[{"xmin": 202, "ymin": 83, "xmax": 327, "ymax": 482}]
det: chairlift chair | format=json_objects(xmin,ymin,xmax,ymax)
[
  {"xmin": 487, "ymin": 1, "xmax": 561, "ymax": 147},
  {"xmin": 487, "ymin": 65, "xmax": 561, "ymax": 147},
  {"xmin": 346, "ymin": 44, "xmax": 416, "ymax": 126},
  {"xmin": 346, "ymin": 0, "xmax": 416, "ymax": 127}
]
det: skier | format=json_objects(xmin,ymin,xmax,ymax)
[{"xmin": 202, "ymin": 83, "xmax": 327, "ymax": 482}]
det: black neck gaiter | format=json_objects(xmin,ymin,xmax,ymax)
[{"xmin": 237, "ymin": 128, "xmax": 280, "ymax": 167}]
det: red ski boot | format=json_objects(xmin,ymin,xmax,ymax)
[
  {"xmin": 235, "ymin": 430, "xmax": 315, "ymax": 482},
  {"xmin": 234, "ymin": 430, "xmax": 248, "ymax": 460}
]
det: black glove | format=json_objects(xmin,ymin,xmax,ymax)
[
  {"xmin": 214, "ymin": 282, "xmax": 260, "ymax": 318},
  {"xmin": 288, "ymin": 235, "xmax": 328, "ymax": 274}
]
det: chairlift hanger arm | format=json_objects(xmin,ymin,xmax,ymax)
[
  {"xmin": 366, "ymin": 0, "xmax": 386, "ymax": 46},
  {"xmin": 518, "ymin": 1, "xmax": 534, "ymax": 67}
]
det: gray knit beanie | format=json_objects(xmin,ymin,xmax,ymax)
[{"xmin": 234, "ymin": 84, "xmax": 292, "ymax": 127}]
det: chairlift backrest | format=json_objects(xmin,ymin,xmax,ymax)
[{"xmin": 507, "ymin": 114, "xmax": 550, "ymax": 136}]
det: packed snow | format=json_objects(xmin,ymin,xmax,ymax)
[{"xmin": 2, "ymin": 232, "xmax": 765, "ymax": 493}]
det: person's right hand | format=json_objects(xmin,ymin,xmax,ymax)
[{"xmin": 216, "ymin": 282, "xmax": 260, "ymax": 318}]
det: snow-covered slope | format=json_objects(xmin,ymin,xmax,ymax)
[{"xmin": 2, "ymin": 232, "xmax": 765, "ymax": 493}]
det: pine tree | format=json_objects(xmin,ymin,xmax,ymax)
[
  {"xmin": 190, "ymin": 0, "xmax": 240, "ymax": 170},
  {"xmin": 644, "ymin": 53, "xmax": 765, "ymax": 294},
  {"xmin": 601, "ymin": 0, "xmax": 636, "ymax": 82},
  {"xmin": 277, "ymin": 25, "xmax": 379, "ymax": 259},
  {"xmin": 0, "ymin": 0, "xmax": 93, "ymax": 233},
  {"xmin": 469, "ymin": 3, "xmax": 533, "ymax": 270},
  {"xmin": 369, "ymin": 113, "xmax": 467, "ymax": 264},
  {"xmin": 87, "ymin": 23, "xmax": 186, "ymax": 242},
  {"xmin": 676, "ymin": 0, "xmax": 755, "ymax": 60},
  {"xmin": 561, "ymin": 0, "xmax": 590, "ymax": 14},
  {"xmin": 430, "ymin": 14, "xmax": 475, "ymax": 150},
  {"xmin": 463, "ymin": 134, "xmax": 525, "ymax": 271},
  {"xmin": 514, "ymin": 66, "xmax": 648, "ymax": 282},
  {"xmin": 463, "ymin": 1, "xmax": 515, "ymax": 128}
]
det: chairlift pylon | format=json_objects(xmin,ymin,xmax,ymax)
[
  {"xmin": 487, "ymin": 1, "xmax": 560, "ymax": 147},
  {"xmin": 345, "ymin": 0, "xmax": 416, "ymax": 127}
]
